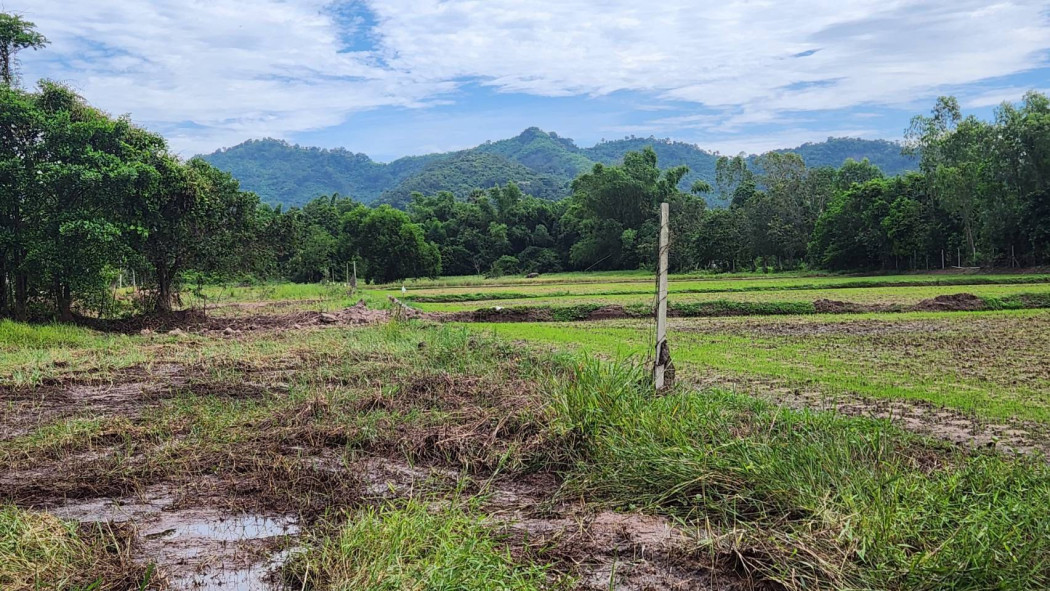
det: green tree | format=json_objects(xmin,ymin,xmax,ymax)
[
  {"xmin": 907, "ymin": 96, "xmax": 992, "ymax": 263},
  {"xmin": 0, "ymin": 84, "xmax": 43, "ymax": 318},
  {"xmin": 348, "ymin": 205, "xmax": 440, "ymax": 283},
  {"xmin": 835, "ymin": 158, "xmax": 884, "ymax": 191},
  {"xmin": 563, "ymin": 147, "xmax": 687, "ymax": 270},
  {"xmin": 0, "ymin": 12, "xmax": 48, "ymax": 87}
]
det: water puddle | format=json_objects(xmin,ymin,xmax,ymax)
[{"xmin": 49, "ymin": 486, "xmax": 298, "ymax": 590}]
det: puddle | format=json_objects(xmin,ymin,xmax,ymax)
[{"xmin": 49, "ymin": 486, "xmax": 298, "ymax": 590}]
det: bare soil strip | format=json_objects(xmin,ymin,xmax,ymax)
[{"xmin": 436, "ymin": 293, "xmax": 1050, "ymax": 322}]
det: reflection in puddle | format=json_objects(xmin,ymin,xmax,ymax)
[{"xmin": 49, "ymin": 486, "xmax": 298, "ymax": 590}]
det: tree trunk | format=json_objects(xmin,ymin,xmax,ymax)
[
  {"xmin": 56, "ymin": 282, "xmax": 73, "ymax": 323},
  {"xmin": 0, "ymin": 265, "xmax": 7, "ymax": 318},
  {"xmin": 155, "ymin": 265, "xmax": 173, "ymax": 313},
  {"xmin": 14, "ymin": 271, "xmax": 28, "ymax": 321}
]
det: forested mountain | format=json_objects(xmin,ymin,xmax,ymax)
[
  {"xmin": 200, "ymin": 130, "xmax": 918, "ymax": 209},
  {"xmin": 377, "ymin": 150, "xmax": 569, "ymax": 208},
  {"xmin": 774, "ymin": 137, "xmax": 918, "ymax": 176},
  {"xmin": 202, "ymin": 139, "xmax": 440, "ymax": 204}
]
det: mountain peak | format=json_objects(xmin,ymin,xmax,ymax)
[{"xmin": 200, "ymin": 132, "xmax": 916, "ymax": 209}]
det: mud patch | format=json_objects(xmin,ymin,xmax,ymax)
[
  {"xmin": 0, "ymin": 364, "xmax": 187, "ymax": 440},
  {"xmin": 487, "ymin": 474, "xmax": 743, "ymax": 591},
  {"xmin": 676, "ymin": 317, "xmax": 947, "ymax": 338},
  {"xmin": 49, "ymin": 485, "xmax": 298, "ymax": 590},
  {"xmin": 913, "ymin": 292, "xmax": 986, "ymax": 311},
  {"xmin": 813, "ymin": 299, "xmax": 891, "ymax": 314},
  {"xmin": 77, "ymin": 300, "xmax": 393, "ymax": 336}
]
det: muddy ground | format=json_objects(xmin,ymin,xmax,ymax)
[
  {"xmin": 1, "ymin": 322, "xmax": 752, "ymax": 591},
  {"xmin": 6, "ymin": 301, "xmax": 1047, "ymax": 589},
  {"xmin": 440, "ymin": 292, "xmax": 1047, "ymax": 322}
]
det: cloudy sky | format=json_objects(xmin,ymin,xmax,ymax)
[{"xmin": 11, "ymin": 0, "xmax": 1050, "ymax": 160}]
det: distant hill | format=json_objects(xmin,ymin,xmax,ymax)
[
  {"xmin": 377, "ymin": 150, "xmax": 569, "ymax": 208},
  {"xmin": 200, "ymin": 129, "xmax": 918, "ymax": 208},
  {"xmin": 771, "ymin": 137, "xmax": 917, "ymax": 176}
]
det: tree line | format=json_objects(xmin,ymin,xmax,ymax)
[{"xmin": 2, "ymin": 13, "xmax": 1048, "ymax": 321}]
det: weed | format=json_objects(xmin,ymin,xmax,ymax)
[
  {"xmin": 549, "ymin": 361, "xmax": 1050, "ymax": 590},
  {"xmin": 283, "ymin": 496, "xmax": 568, "ymax": 590}
]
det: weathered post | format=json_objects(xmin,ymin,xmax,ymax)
[
  {"xmin": 350, "ymin": 260, "xmax": 358, "ymax": 292},
  {"xmin": 654, "ymin": 202, "xmax": 672, "ymax": 391}
]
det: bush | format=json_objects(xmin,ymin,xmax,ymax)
[{"xmin": 487, "ymin": 255, "xmax": 521, "ymax": 278}]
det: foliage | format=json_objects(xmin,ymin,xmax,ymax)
[
  {"xmin": 200, "ymin": 128, "xmax": 918, "ymax": 210},
  {"xmin": 549, "ymin": 360, "xmax": 1050, "ymax": 590},
  {"xmin": 346, "ymin": 205, "xmax": 441, "ymax": 283},
  {"xmin": 284, "ymin": 498, "xmax": 561, "ymax": 590},
  {"xmin": 0, "ymin": 13, "xmax": 47, "ymax": 88},
  {"xmin": 0, "ymin": 79, "xmax": 257, "ymax": 318}
]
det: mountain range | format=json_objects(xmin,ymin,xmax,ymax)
[{"xmin": 199, "ymin": 128, "xmax": 919, "ymax": 208}]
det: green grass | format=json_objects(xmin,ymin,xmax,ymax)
[
  {"xmin": 472, "ymin": 309, "xmax": 1050, "ymax": 423},
  {"xmin": 388, "ymin": 271, "xmax": 1050, "ymax": 298},
  {"xmin": 0, "ymin": 320, "xmax": 105, "ymax": 350},
  {"xmin": 414, "ymin": 282, "xmax": 1050, "ymax": 312},
  {"xmin": 5, "ymin": 273, "xmax": 1050, "ymax": 590},
  {"xmin": 0, "ymin": 505, "xmax": 144, "ymax": 591},
  {"xmin": 549, "ymin": 360, "xmax": 1050, "ymax": 590},
  {"xmin": 284, "ymin": 497, "xmax": 566, "ymax": 590},
  {"xmin": 0, "ymin": 321, "xmax": 146, "ymax": 387}
]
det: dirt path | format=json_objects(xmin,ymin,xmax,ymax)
[{"xmin": 686, "ymin": 371, "xmax": 1050, "ymax": 457}]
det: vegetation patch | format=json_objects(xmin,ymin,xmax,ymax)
[
  {"xmin": 0, "ymin": 506, "xmax": 149, "ymax": 591},
  {"xmin": 406, "ymin": 274, "xmax": 1050, "ymax": 304},
  {"xmin": 284, "ymin": 497, "xmax": 567, "ymax": 590},
  {"xmin": 549, "ymin": 361, "xmax": 1050, "ymax": 590}
]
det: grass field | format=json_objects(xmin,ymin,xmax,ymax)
[
  {"xmin": 3, "ymin": 270, "xmax": 1050, "ymax": 590},
  {"xmin": 414, "ymin": 282, "xmax": 1050, "ymax": 312},
  {"xmin": 474, "ymin": 310, "xmax": 1050, "ymax": 425}
]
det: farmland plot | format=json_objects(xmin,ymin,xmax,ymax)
[{"xmin": 3, "ymin": 271, "xmax": 1050, "ymax": 590}]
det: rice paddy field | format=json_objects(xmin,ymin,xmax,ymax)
[{"xmin": 3, "ymin": 269, "xmax": 1050, "ymax": 590}]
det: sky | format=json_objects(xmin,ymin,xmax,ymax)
[{"xmin": 9, "ymin": 0, "xmax": 1050, "ymax": 162}]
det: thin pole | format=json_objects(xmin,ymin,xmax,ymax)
[
  {"xmin": 654, "ymin": 202, "xmax": 670, "ymax": 391},
  {"xmin": 351, "ymin": 260, "xmax": 358, "ymax": 291}
]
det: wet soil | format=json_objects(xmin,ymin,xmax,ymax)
[
  {"xmin": 3, "ymin": 351, "xmax": 739, "ymax": 590},
  {"xmin": 48, "ymin": 486, "xmax": 299, "ymax": 590},
  {"xmin": 439, "ymin": 292, "xmax": 1048, "ymax": 323},
  {"xmin": 0, "ymin": 364, "xmax": 186, "ymax": 440},
  {"xmin": 8, "ymin": 301, "xmax": 1045, "ymax": 589},
  {"xmin": 76, "ymin": 300, "xmax": 395, "ymax": 335},
  {"xmin": 489, "ymin": 474, "xmax": 751, "ymax": 591}
]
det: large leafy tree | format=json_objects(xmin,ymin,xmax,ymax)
[
  {"xmin": 27, "ymin": 83, "xmax": 144, "ymax": 320},
  {"xmin": 562, "ymin": 148, "xmax": 688, "ymax": 270},
  {"xmin": 906, "ymin": 97, "xmax": 993, "ymax": 263},
  {"xmin": 125, "ymin": 155, "xmax": 258, "ymax": 312},
  {"xmin": 344, "ymin": 205, "xmax": 440, "ymax": 283},
  {"xmin": 0, "ymin": 85, "xmax": 42, "ymax": 318}
]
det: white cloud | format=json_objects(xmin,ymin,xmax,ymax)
[
  {"xmin": 11, "ymin": 0, "xmax": 1050, "ymax": 154},
  {"xmin": 14, "ymin": 0, "xmax": 452, "ymax": 153},
  {"xmin": 963, "ymin": 87, "xmax": 1050, "ymax": 108}
]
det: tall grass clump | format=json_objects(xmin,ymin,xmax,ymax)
[
  {"xmin": 0, "ymin": 506, "xmax": 145, "ymax": 591},
  {"xmin": 549, "ymin": 360, "xmax": 1050, "ymax": 590},
  {"xmin": 283, "ymin": 497, "xmax": 566, "ymax": 590}
]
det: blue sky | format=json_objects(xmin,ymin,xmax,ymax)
[{"xmin": 11, "ymin": 0, "xmax": 1050, "ymax": 161}]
